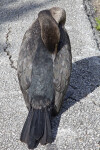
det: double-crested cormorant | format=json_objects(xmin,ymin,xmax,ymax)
[{"xmin": 17, "ymin": 7, "xmax": 72, "ymax": 149}]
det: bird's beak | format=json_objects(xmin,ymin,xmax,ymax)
[{"xmin": 52, "ymin": 44, "xmax": 58, "ymax": 62}]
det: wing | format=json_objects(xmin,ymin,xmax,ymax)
[
  {"xmin": 17, "ymin": 20, "xmax": 40, "ymax": 109},
  {"xmin": 17, "ymin": 31, "xmax": 33, "ymax": 109},
  {"xmin": 17, "ymin": 31, "xmax": 33, "ymax": 90},
  {"xmin": 53, "ymin": 26, "xmax": 72, "ymax": 114}
]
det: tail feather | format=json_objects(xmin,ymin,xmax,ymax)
[
  {"xmin": 20, "ymin": 109, "xmax": 34, "ymax": 143},
  {"xmin": 28, "ymin": 110, "xmax": 38, "ymax": 149},
  {"xmin": 40, "ymin": 108, "xmax": 52, "ymax": 145},
  {"xmin": 34, "ymin": 109, "xmax": 44, "ymax": 140},
  {"xmin": 20, "ymin": 106, "xmax": 52, "ymax": 149}
]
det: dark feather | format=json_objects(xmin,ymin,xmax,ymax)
[
  {"xmin": 40, "ymin": 108, "xmax": 52, "ymax": 145},
  {"xmin": 34, "ymin": 109, "xmax": 44, "ymax": 140},
  {"xmin": 20, "ymin": 109, "xmax": 34, "ymax": 143},
  {"xmin": 20, "ymin": 107, "xmax": 52, "ymax": 149}
]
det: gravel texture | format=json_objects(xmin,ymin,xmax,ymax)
[{"xmin": 0, "ymin": 0, "xmax": 100, "ymax": 150}]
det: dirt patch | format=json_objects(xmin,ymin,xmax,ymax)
[
  {"xmin": 83, "ymin": 0, "xmax": 100, "ymax": 50},
  {"xmin": 92, "ymin": 0, "xmax": 100, "ymax": 18}
]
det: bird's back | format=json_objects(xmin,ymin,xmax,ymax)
[{"xmin": 28, "ymin": 36, "xmax": 55, "ymax": 108}]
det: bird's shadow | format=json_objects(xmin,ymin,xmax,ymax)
[{"xmin": 47, "ymin": 56, "xmax": 100, "ymax": 149}]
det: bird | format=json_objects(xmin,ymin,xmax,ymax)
[{"xmin": 17, "ymin": 7, "xmax": 72, "ymax": 149}]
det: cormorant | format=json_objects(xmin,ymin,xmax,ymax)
[{"xmin": 17, "ymin": 7, "xmax": 72, "ymax": 149}]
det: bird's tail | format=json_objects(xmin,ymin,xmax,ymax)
[{"xmin": 20, "ymin": 106, "xmax": 52, "ymax": 149}]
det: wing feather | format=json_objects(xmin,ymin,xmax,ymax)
[{"xmin": 53, "ymin": 27, "xmax": 72, "ymax": 114}]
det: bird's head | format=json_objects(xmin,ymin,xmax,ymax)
[
  {"xmin": 38, "ymin": 7, "xmax": 66, "ymax": 60},
  {"xmin": 50, "ymin": 7, "xmax": 66, "ymax": 26}
]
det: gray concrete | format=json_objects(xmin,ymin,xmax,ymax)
[{"xmin": 0, "ymin": 0, "xmax": 100, "ymax": 150}]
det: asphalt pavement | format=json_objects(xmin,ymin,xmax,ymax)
[{"xmin": 0, "ymin": 0, "xmax": 100, "ymax": 150}]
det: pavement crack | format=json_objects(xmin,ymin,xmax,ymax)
[{"xmin": 4, "ymin": 27, "xmax": 17, "ymax": 71}]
